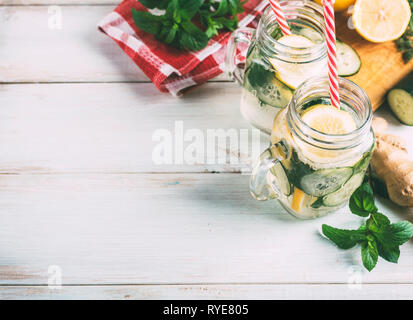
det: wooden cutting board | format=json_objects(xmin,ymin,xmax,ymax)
[{"xmin": 336, "ymin": 12, "xmax": 413, "ymax": 111}]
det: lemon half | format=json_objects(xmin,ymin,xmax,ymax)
[{"xmin": 352, "ymin": 0, "xmax": 411, "ymax": 43}]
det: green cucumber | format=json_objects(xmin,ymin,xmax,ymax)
[
  {"xmin": 311, "ymin": 197, "xmax": 324, "ymax": 209},
  {"xmin": 300, "ymin": 167, "xmax": 353, "ymax": 197},
  {"xmin": 269, "ymin": 162, "xmax": 291, "ymax": 196},
  {"xmin": 337, "ymin": 40, "xmax": 361, "ymax": 77},
  {"xmin": 354, "ymin": 152, "xmax": 373, "ymax": 173},
  {"xmin": 257, "ymin": 77, "xmax": 293, "ymax": 108},
  {"xmin": 387, "ymin": 71, "xmax": 413, "ymax": 125},
  {"xmin": 246, "ymin": 62, "xmax": 293, "ymax": 108},
  {"xmin": 323, "ymin": 173, "xmax": 365, "ymax": 207}
]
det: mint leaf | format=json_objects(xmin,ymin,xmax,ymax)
[
  {"xmin": 214, "ymin": 16, "xmax": 238, "ymax": 31},
  {"xmin": 229, "ymin": 0, "xmax": 246, "ymax": 16},
  {"xmin": 349, "ymin": 182, "xmax": 378, "ymax": 217},
  {"xmin": 179, "ymin": 0, "xmax": 203, "ymax": 20},
  {"xmin": 132, "ymin": 0, "xmax": 246, "ymax": 51},
  {"xmin": 359, "ymin": 181, "xmax": 374, "ymax": 195},
  {"xmin": 376, "ymin": 241, "xmax": 400, "ymax": 263},
  {"xmin": 367, "ymin": 212, "xmax": 390, "ymax": 232},
  {"xmin": 361, "ymin": 240, "xmax": 378, "ymax": 272},
  {"xmin": 138, "ymin": 0, "xmax": 170, "ymax": 9},
  {"xmin": 131, "ymin": 9, "xmax": 161, "ymax": 35},
  {"xmin": 180, "ymin": 21, "xmax": 209, "ymax": 51},
  {"xmin": 157, "ymin": 24, "xmax": 179, "ymax": 44},
  {"xmin": 168, "ymin": 0, "xmax": 182, "ymax": 23},
  {"xmin": 205, "ymin": 18, "xmax": 221, "ymax": 38},
  {"xmin": 321, "ymin": 177, "xmax": 413, "ymax": 272},
  {"xmin": 389, "ymin": 221, "xmax": 413, "ymax": 245},
  {"xmin": 376, "ymin": 221, "xmax": 413, "ymax": 247},
  {"xmin": 322, "ymin": 225, "xmax": 366, "ymax": 249},
  {"xmin": 215, "ymin": 0, "xmax": 230, "ymax": 16}
]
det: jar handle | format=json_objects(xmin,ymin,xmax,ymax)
[
  {"xmin": 250, "ymin": 144, "xmax": 285, "ymax": 201},
  {"xmin": 225, "ymin": 27, "xmax": 255, "ymax": 85}
]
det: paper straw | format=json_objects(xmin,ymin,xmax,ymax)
[
  {"xmin": 322, "ymin": 0, "xmax": 340, "ymax": 109},
  {"xmin": 269, "ymin": 0, "xmax": 291, "ymax": 36}
]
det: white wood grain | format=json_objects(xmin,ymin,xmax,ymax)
[
  {"xmin": 0, "ymin": 6, "xmax": 230, "ymax": 83},
  {"xmin": 0, "ymin": 83, "xmax": 411, "ymax": 174},
  {"xmin": 0, "ymin": 82, "xmax": 267, "ymax": 173},
  {"xmin": 0, "ymin": 173, "xmax": 411, "ymax": 286},
  {"xmin": 2, "ymin": 284, "xmax": 413, "ymax": 300}
]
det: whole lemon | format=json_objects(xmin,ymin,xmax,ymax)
[{"xmin": 313, "ymin": 0, "xmax": 355, "ymax": 12}]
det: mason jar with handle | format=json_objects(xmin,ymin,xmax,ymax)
[
  {"xmin": 249, "ymin": 76, "xmax": 375, "ymax": 219},
  {"xmin": 226, "ymin": 0, "xmax": 327, "ymax": 134}
]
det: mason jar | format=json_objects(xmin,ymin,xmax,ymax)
[
  {"xmin": 226, "ymin": 0, "xmax": 327, "ymax": 134},
  {"xmin": 250, "ymin": 76, "xmax": 375, "ymax": 219}
]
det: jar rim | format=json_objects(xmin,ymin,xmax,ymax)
[
  {"xmin": 258, "ymin": 1, "xmax": 327, "ymax": 63},
  {"xmin": 287, "ymin": 76, "xmax": 373, "ymax": 150}
]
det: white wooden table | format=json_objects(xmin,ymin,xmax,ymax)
[{"xmin": 1, "ymin": 1, "xmax": 413, "ymax": 300}]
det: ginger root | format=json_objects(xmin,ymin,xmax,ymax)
[{"xmin": 371, "ymin": 117, "xmax": 413, "ymax": 207}]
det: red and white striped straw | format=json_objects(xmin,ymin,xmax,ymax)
[
  {"xmin": 322, "ymin": 0, "xmax": 340, "ymax": 109},
  {"xmin": 269, "ymin": 0, "xmax": 291, "ymax": 36}
]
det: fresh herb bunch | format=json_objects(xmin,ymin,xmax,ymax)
[
  {"xmin": 131, "ymin": 0, "xmax": 246, "ymax": 51},
  {"xmin": 395, "ymin": 0, "xmax": 413, "ymax": 62},
  {"xmin": 322, "ymin": 182, "xmax": 413, "ymax": 272}
]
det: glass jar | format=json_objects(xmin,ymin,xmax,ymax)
[
  {"xmin": 226, "ymin": 0, "xmax": 327, "ymax": 134},
  {"xmin": 250, "ymin": 76, "xmax": 375, "ymax": 219}
]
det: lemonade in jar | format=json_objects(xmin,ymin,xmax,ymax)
[
  {"xmin": 227, "ymin": 1, "xmax": 327, "ymax": 134},
  {"xmin": 250, "ymin": 76, "xmax": 375, "ymax": 219}
]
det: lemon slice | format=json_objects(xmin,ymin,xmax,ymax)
[
  {"xmin": 295, "ymin": 105, "xmax": 360, "ymax": 166},
  {"xmin": 301, "ymin": 104, "xmax": 357, "ymax": 135},
  {"xmin": 269, "ymin": 35, "xmax": 316, "ymax": 89},
  {"xmin": 314, "ymin": 0, "xmax": 355, "ymax": 12},
  {"xmin": 276, "ymin": 34, "xmax": 315, "ymax": 48},
  {"xmin": 352, "ymin": 0, "xmax": 411, "ymax": 43}
]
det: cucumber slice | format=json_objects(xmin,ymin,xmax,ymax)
[
  {"xmin": 387, "ymin": 89, "xmax": 413, "ymax": 126},
  {"xmin": 311, "ymin": 197, "xmax": 324, "ymax": 209},
  {"xmin": 323, "ymin": 173, "xmax": 365, "ymax": 207},
  {"xmin": 285, "ymin": 151, "xmax": 315, "ymax": 188},
  {"xmin": 300, "ymin": 167, "xmax": 353, "ymax": 197},
  {"xmin": 354, "ymin": 152, "xmax": 372, "ymax": 173},
  {"xmin": 299, "ymin": 27, "xmax": 324, "ymax": 44},
  {"xmin": 269, "ymin": 162, "xmax": 291, "ymax": 196},
  {"xmin": 257, "ymin": 77, "xmax": 293, "ymax": 108},
  {"xmin": 246, "ymin": 62, "xmax": 293, "ymax": 108},
  {"xmin": 337, "ymin": 40, "xmax": 361, "ymax": 77}
]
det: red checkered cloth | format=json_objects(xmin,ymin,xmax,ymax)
[{"xmin": 98, "ymin": 0, "xmax": 268, "ymax": 96}]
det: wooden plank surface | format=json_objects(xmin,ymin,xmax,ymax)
[
  {"xmin": 0, "ymin": 82, "xmax": 267, "ymax": 173},
  {"xmin": 0, "ymin": 82, "xmax": 410, "ymax": 174},
  {"xmin": 0, "ymin": 6, "xmax": 229, "ymax": 83},
  {"xmin": 0, "ymin": 173, "xmax": 412, "ymax": 286},
  {"xmin": 336, "ymin": 12, "xmax": 413, "ymax": 111},
  {"xmin": 2, "ymin": 284, "xmax": 413, "ymax": 300}
]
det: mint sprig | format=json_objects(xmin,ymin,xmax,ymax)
[
  {"xmin": 132, "ymin": 0, "xmax": 246, "ymax": 51},
  {"xmin": 322, "ymin": 182, "xmax": 413, "ymax": 272}
]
